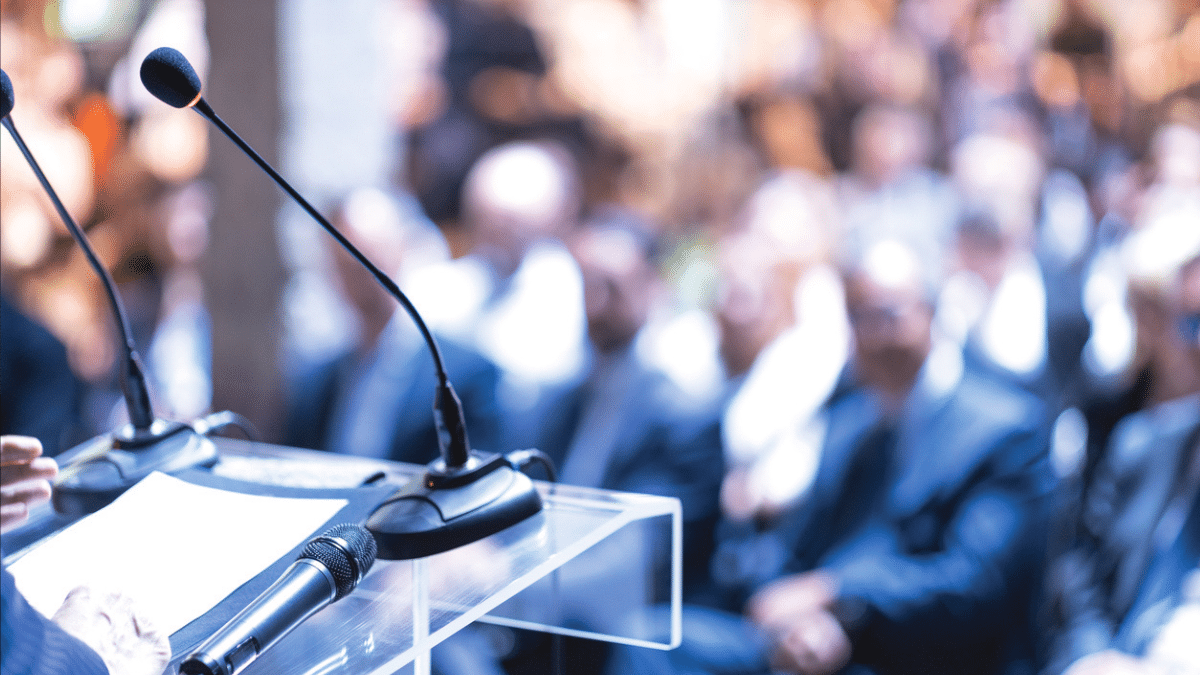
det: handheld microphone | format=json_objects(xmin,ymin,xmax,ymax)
[
  {"xmin": 140, "ymin": 47, "xmax": 545, "ymax": 560},
  {"xmin": 179, "ymin": 523, "xmax": 378, "ymax": 675},
  {"xmin": 1, "ymin": 69, "xmax": 240, "ymax": 516}
]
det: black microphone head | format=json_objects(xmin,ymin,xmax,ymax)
[
  {"xmin": 140, "ymin": 47, "xmax": 202, "ymax": 108},
  {"xmin": 1, "ymin": 69, "xmax": 13, "ymax": 119},
  {"xmin": 301, "ymin": 523, "xmax": 377, "ymax": 601}
]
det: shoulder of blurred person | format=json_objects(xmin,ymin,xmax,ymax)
[
  {"xmin": 282, "ymin": 349, "xmax": 346, "ymax": 453},
  {"xmin": 2, "ymin": 566, "xmax": 108, "ymax": 675},
  {"xmin": 0, "ymin": 296, "xmax": 85, "ymax": 457},
  {"xmin": 283, "ymin": 328, "xmax": 502, "ymax": 464},
  {"xmin": 711, "ymin": 344, "xmax": 1053, "ymax": 673},
  {"xmin": 525, "ymin": 343, "xmax": 723, "ymax": 501},
  {"xmin": 822, "ymin": 356, "xmax": 1052, "ymax": 673},
  {"xmin": 805, "ymin": 347, "xmax": 1050, "ymax": 558},
  {"xmin": 1045, "ymin": 393, "xmax": 1200, "ymax": 674},
  {"xmin": 522, "ymin": 342, "xmax": 724, "ymax": 603}
]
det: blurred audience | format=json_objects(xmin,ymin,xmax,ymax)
[
  {"xmin": 941, "ymin": 125, "xmax": 1049, "ymax": 395},
  {"xmin": 4, "ymin": 0, "xmax": 1200, "ymax": 673},
  {"xmin": 1043, "ymin": 253, "xmax": 1200, "ymax": 675},
  {"xmin": 715, "ymin": 172, "xmax": 848, "ymax": 525},
  {"xmin": 486, "ymin": 209, "xmax": 726, "ymax": 675},
  {"xmin": 404, "ymin": 0, "xmax": 589, "ymax": 230},
  {"xmin": 617, "ymin": 237, "xmax": 1052, "ymax": 675},
  {"xmin": 837, "ymin": 104, "xmax": 958, "ymax": 278}
]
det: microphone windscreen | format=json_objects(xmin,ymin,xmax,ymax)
[
  {"xmin": 1, "ymin": 69, "xmax": 13, "ymax": 119},
  {"xmin": 301, "ymin": 523, "xmax": 377, "ymax": 600},
  {"xmin": 140, "ymin": 47, "xmax": 202, "ymax": 108}
]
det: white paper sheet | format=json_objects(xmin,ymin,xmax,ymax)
[{"xmin": 8, "ymin": 471, "xmax": 347, "ymax": 634}]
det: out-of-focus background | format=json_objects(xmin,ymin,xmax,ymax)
[
  {"xmin": 1, "ymin": 0, "xmax": 1197, "ymax": 448},
  {"xmin": 4, "ymin": 2, "xmax": 1200, "ymax": 673}
]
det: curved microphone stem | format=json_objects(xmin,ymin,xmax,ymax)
[
  {"xmin": 191, "ymin": 100, "xmax": 446, "ymax": 382},
  {"xmin": 1, "ymin": 116, "xmax": 155, "ymax": 432},
  {"xmin": 142, "ymin": 53, "xmax": 546, "ymax": 558},
  {"xmin": 189, "ymin": 99, "xmax": 471, "ymax": 468}
]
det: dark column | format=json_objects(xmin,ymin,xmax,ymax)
[{"xmin": 202, "ymin": 0, "xmax": 286, "ymax": 440}]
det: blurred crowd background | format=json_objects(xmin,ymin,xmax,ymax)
[
  {"xmin": 2, "ymin": 0, "xmax": 1199, "ymax": 672},
  {"xmin": 2, "ymin": 0, "xmax": 1197, "ymax": 445}
]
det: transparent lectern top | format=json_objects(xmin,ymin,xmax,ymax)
[{"xmin": 209, "ymin": 439, "xmax": 682, "ymax": 675}]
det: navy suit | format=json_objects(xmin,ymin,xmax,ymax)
[
  {"xmin": 793, "ymin": 369, "xmax": 1049, "ymax": 672},
  {"xmin": 285, "ymin": 334, "xmax": 502, "ymax": 464},
  {"xmin": 1, "ymin": 566, "xmax": 107, "ymax": 675},
  {"xmin": 527, "ymin": 356, "xmax": 724, "ymax": 505},
  {"xmin": 522, "ymin": 346, "xmax": 725, "ymax": 588},
  {"xmin": 625, "ymin": 357, "xmax": 1052, "ymax": 675},
  {"xmin": 0, "ymin": 297, "xmax": 84, "ymax": 457},
  {"xmin": 1043, "ymin": 394, "xmax": 1200, "ymax": 673},
  {"xmin": 495, "ymin": 346, "xmax": 724, "ymax": 675}
]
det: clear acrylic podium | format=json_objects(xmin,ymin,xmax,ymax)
[{"xmin": 193, "ymin": 439, "xmax": 683, "ymax": 675}]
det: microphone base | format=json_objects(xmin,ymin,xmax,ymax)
[
  {"xmin": 365, "ymin": 452, "xmax": 543, "ymax": 560},
  {"xmin": 53, "ymin": 420, "xmax": 221, "ymax": 516}
]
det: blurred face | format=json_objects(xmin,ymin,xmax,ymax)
[
  {"xmin": 332, "ymin": 234, "xmax": 395, "ymax": 323},
  {"xmin": 716, "ymin": 244, "xmax": 797, "ymax": 377},
  {"xmin": 844, "ymin": 249, "xmax": 934, "ymax": 400},
  {"xmin": 464, "ymin": 144, "xmax": 575, "ymax": 274},
  {"xmin": 852, "ymin": 108, "xmax": 928, "ymax": 185},
  {"xmin": 573, "ymin": 228, "xmax": 656, "ymax": 354},
  {"xmin": 954, "ymin": 221, "xmax": 1008, "ymax": 289},
  {"xmin": 330, "ymin": 193, "xmax": 408, "ymax": 330}
]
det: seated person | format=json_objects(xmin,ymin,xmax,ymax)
[
  {"xmin": 412, "ymin": 140, "xmax": 589, "ymax": 410},
  {"xmin": 1043, "ymin": 253, "xmax": 1200, "ymax": 675},
  {"xmin": 494, "ymin": 211, "xmax": 724, "ymax": 675},
  {"xmin": 520, "ymin": 209, "xmax": 725, "ymax": 587},
  {"xmin": 615, "ymin": 237, "xmax": 1052, "ymax": 675},
  {"xmin": 285, "ymin": 188, "xmax": 503, "ymax": 463}
]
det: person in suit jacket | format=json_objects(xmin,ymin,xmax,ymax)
[
  {"xmin": 521, "ymin": 209, "xmax": 726, "ymax": 589},
  {"xmin": 284, "ymin": 188, "xmax": 503, "ymax": 464},
  {"xmin": 612, "ymin": 237, "xmax": 1052, "ymax": 675},
  {"xmin": 1043, "ymin": 253, "xmax": 1200, "ymax": 675},
  {"xmin": 1, "ymin": 435, "xmax": 169, "ymax": 675},
  {"xmin": 491, "ymin": 211, "xmax": 724, "ymax": 675}
]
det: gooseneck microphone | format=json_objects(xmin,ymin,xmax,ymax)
[
  {"xmin": 138, "ymin": 47, "xmax": 473, "ymax": 467},
  {"xmin": 180, "ymin": 524, "xmax": 378, "ymax": 675},
  {"xmin": 141, "ymin": 47, "xmax": 546, "ymax": 560},
  {"xmin": 1, "ymin": 69, "xmax": 14, "ymax": 118},
  {"xmin": 1, "ymin": 68, "xmax": 228, "ymax": 516},
  {"xmin": 2, "ymin": 69, "xmax": 155, "ymax": 433}
]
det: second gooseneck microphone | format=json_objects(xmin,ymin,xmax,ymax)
[
  {"xmin": 140, "ymin": 48, "xmax": 544, "ymax": 560},
  {"xmin": 2, "ymin": 69, "xmax": 155, "ymax": 433},
  {"xmin": 1, "ymin": 68, "xmax": 222, "ymax": 516}
]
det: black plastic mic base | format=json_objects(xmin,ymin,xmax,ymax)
[
  {"xmin": 178, "ymin": 653, "xmax": 223, "ymax": 675},
  {"xmin": 365, "ymin": 452, "xmax": 543, "ymax": 560},
  {"xmin": 53, "ymin": 420, "xmax": 220, "ymax": 516}
]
